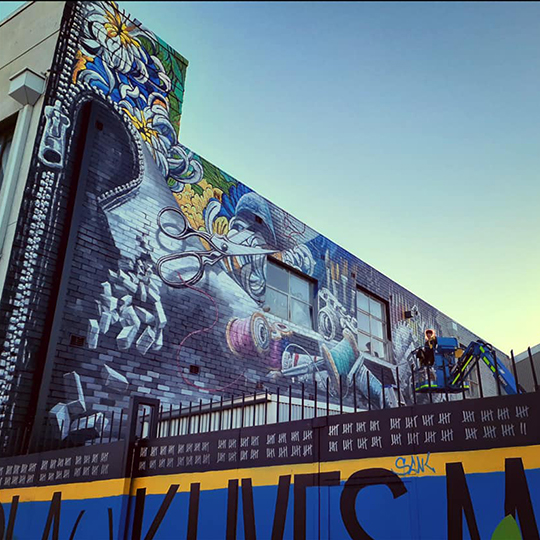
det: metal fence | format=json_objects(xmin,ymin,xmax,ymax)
[{"xmin": 1, "ymin": 345, "xmax": 538, "ymax": 458}]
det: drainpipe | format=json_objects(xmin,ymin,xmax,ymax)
[{"xmin": 0, "ymin": 67, "xmax": 46, "ymax": 256}]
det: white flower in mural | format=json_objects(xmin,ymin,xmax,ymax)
[
  {"xmin": 81, "ymin": 1, "xmax": 149, "ymax": 75},
  {"xmin": 77, "ymin": 1, "xmax": 202, "ymax": 191},
  {"xmin": 121, "ymin": 94, "xmax": 203, "ymax": 188},
  {"xmin": 167, "ymin": 145, "xmax": 204, "ymax": 189},
  {"xmin": 122, "ymin": 94, "xmax": 172, "ymax": 173}
]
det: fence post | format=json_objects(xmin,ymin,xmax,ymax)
[
  {"xmin": 339, "ymin": 375, "xmax": 343, "ymax": 415},
  {"xmin": 395, "ymin": 367, "xmax": 401, "ymax": 407},
  {"xmin": 367, "ymin": 372, "xmax": 371, "ymax": 411},
  {"xmin": 382, "ymin": 370, "xmax": 386, "ymax": 409},
  {"xmin": 229, "ymin": 394, "xmax": 234, "ymax": 430},
  {"xmin": 276, "ymin": 387, "xmax": 281, "ymax": 424},
  {"xmin": 326, "ymin": 383, "xmax": 329, "ymax": 416},
  {"xmin": 219, "ymin": 397, "xmax": 223, "ymax": 431},
  {"xmin": 353, "ymin": 374, "xmax": 357, "ymax": 412},
  {"xmin": 177, "ymin": 404, "xmax": 182, "ymax": 436},
  {"xmin": 510, "ymin": 350, "xmax": 520, "ymax": 394},
  {"xmin": 264, "ymin": 390, "xmax": 268, "ymax": 425},
  {"xmin": 301, "ymin": 383, "xmax": 305, "ymax": 421},
  {"xmin": 253, "ymin": 389, "xmax": 257, "ymax": 427},
  {"xmin": 288, "ymin": 385, "xmax": 292, "ymax": 422},
  {"xmin": 241, "ymin": 393, "xmax": 245, "ymax": 429},
  {"xmin": 494, "ymin": 355, "xmax": 502, "ymax": 396},
  {"xmin": 476, "ymin": 362, "xmax": 484, "ymax": 399},
  {"xmin": 528, "ymin": 347, "xmax": 539, "ymax": 391},
  {"xmin": 314, "ymin": 381, "xmax": 318, "ymax": 418}
]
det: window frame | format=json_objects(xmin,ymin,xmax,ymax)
[
  {"xmin": 356, "ymin": 287, "xmax": 391, "ymax": 361},
  {"xmin": 265, "ymin": 258, "xmax": 316, "ymax": 330}
]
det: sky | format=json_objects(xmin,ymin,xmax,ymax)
[{"xmin": 2, "ymin": 1, "xmax": 539, "ymax": 354}]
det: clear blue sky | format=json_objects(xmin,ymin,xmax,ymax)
[{"xmin": 2, "ymin": 1, "xmax": 539, "ymax": 353}]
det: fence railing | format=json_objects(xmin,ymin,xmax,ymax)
[
  {"xmin": 0, "ymin": 345, "xmax": 538, "ymax": 458},
  {"xmin": 0, "ymin": 409, "xmax": 128, "ymax": 458},
  {"xmin": 154, "ymin": 393, "xmax": 355, "ymax": 439}
]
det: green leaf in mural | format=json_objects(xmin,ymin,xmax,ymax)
[
  {"xmin": 137, "ymin": 35, "xmax": 155, "ymax": 55},
  {"xmin": 170, "ymin": 54, "xmax": 186, "ymax": 88},
  {"xmin": 198, "ymin": 158, "xmax": 236, "ymax": 196},
  {"xmin": 168, "ymin": 92, "xmax": 182, "ymax": 133},
  {"xmin": 191, "ymin": 183, "xmax": 204, "ymax": 196},
  {"xmin": 491, "ymin": 515, "xmax": 522, "ymax": 540}
]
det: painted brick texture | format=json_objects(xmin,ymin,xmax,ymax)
[{"xmin": 0, "ymin": 2, "xmax": 507, "ymax": 447}]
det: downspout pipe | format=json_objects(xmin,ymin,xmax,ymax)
[{"xmin": 0, "ymin": 67, "xmax": 46, "ymax": 256}]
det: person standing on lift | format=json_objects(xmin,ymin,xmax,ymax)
[{"xmin": 416, "ymin": 328, "xmax": 437, "ymax": 368}]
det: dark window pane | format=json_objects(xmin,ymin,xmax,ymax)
[
  {"xmin": 371, "ymin": 339, "xmax": 385, "ymax": 359},
  {"xmin": 267, "ymin": 262, "xmax": 288, "ymax": 292},
  {"xmin": 357, "ymin": 312, "xmax": 370, "ymax": 333},
  {"xmin": 371, "ymin": 318, "xmax": 384, "ymax": 339},
  {"xmin": 357, "ymin": 291, "xmax": 369, "ymax": 312},
  {"xmin": 358, "ymin": 332, "xmax": 371, "ymax": 354},
  {"xmin": 369, "ymin": 298, "xmax": 383, "ymax": 320},
  {"xmin": 290, "ymin": 298, "xmax": 311, "ymax": 328},
  {"xmin": 290, "ymin": 273, "xmax": 310, "ymax": 302},
  {"xmin": 266, "ymin": 287, "xmax": 288, "ymax": 319}
]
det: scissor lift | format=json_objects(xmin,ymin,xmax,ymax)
[
  {"xmin": 413, "ymin": 338, "xmax": 519, "ymax": 395},
  {"xmin": 449, "ymin": 340, "xmax": 519, "ymax": 395}
]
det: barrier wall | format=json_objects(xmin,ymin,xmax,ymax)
[{"xmin": 1, "ymin": 393, "xmax": 539, "ymax": 539}]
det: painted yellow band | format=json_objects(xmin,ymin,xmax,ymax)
[{"xmin": 1, "ymin": 445, "xmax": 539, "ymax": 504}]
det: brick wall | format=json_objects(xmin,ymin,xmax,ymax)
[{"xmin": 0, "ymin": 2, "xmax": 507, "ymax": 446}]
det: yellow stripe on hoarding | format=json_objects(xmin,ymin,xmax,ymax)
[
  {"xmin": 1, "ymin": 445, "xmax": 539, "ymax": 504},
  {"xmin": 321, "ymin": 445, "xmax": 540, "ymax": 480},
  {"xmin": 0, "ymin": 477, "xmax": 130, "ymax": 504}
]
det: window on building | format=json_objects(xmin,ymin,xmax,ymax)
[
  {"xmin": 266, "ymin": 260, "xmax": 314, "ymax": 329},
  {"xmin": 0, "ymin": 119, "xmax": 15, "ymax": 193},
  {"xmin": 356, "ymin": 290, "xmax": 390, "ymax": 360}
]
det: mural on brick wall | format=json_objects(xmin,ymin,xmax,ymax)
[{"xmin": 0, "ymin": 1, "xmax": 507, "ymax": 445}]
